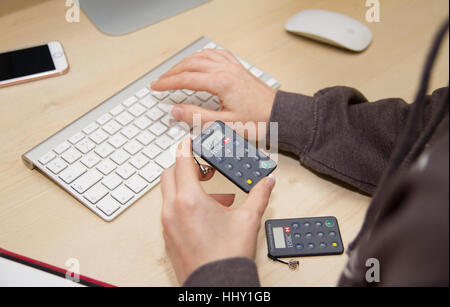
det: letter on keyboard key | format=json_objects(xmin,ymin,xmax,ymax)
[
  {"xmin": 136, "ymin": 87, "xmax": 150, "ymax": 99},
  {"xmin": 110, "ymin": 149, "xmax": 130, "ymax": 165},
  {"xmin": 61, "ymin": 148, "xmax": 82, "ymax": 164},
  {"xmin": 140, "ymin": 162, "xmax": 163, "ymax": 183},
  {"xmin": 96, "ymin": 195, "xmax": 121, "ymax": 216},
  {"xmin": 126, "ymin": 175, "xmax": 148, "ymax": 194},
  {"xmin": 96, "ymin": 113, "xmax": 112, "ymax": 126},
  {"xmin": 46, "ymin": 158, "xmax": 67, "ymax": 174},
  {"xmin": 59, "ymin": 162, "xmax": 87, "ymax": 184},
  {"xmin": 96, "ymin": 159, "xmax": 117, "ymax": 175},
  {"xmin": 102, "ymin": 173, "xmax": 123, "ymax": 190},
  {"xmin": 140, "ymin": 96, "xmax": 157, "ymax": 109},
  {"xmin": 154, "ymin": 150, "xmax": 175, "ymax": 169},
  {"xmin": 155, "ymin": 135, "xmax": 173, "ymax": 150},
  {"xmin": 80, "ymin": 152, "xmax": 101, "ymax": 168},
  {"xmin": 123, "ymin": 96, "xmax": 138, "ymax": 108},
  {"xmin": 195, "ymin": 91, "xmax": 212, "ymax": 102},
  {"xmin": 82, "ymin": 123, "xmax": 99, "ymax": 135},
  {"xmin": 116, "ymin": 163, "xmax": 136, "ymax": 180},
  {"xmin": 149, "ymin": 122, "xmax": 168, "ymax": 136},
  {"xmin": 142, "ymin": 144, "xmax": 162, "ymax": 159},
  {"xmin": 39, "ymin": 151, "xmax": 56, "ymax": 165},
  {"xmin": 136, "ymin": 131, "xmax": 155, "ymax": 146},
  {"xmin": 71, "ymin": 170, "xmax": 103, "ymax": 194},
  {"xmin": 83, "ymin": 183, "xmax": 109, "ymax": 204},
  {"xmin": 53, "ymin": 142, "xmax": 71, "ymax": 155},
  {"xmin": 111, "ymin": 185, "xmax": 134, "ymax": 205},
  {"xmin": 68, "ymin": 132, "xmax": 85, "ymax": 145},
  {"xmin": 89, "ymin": 130, "xmax": 108, "ymax": 145}
]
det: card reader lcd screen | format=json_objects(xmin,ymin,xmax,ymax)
[{"xmin": 272, "ymin": 227, "xmax": 286, "ymax": 249}]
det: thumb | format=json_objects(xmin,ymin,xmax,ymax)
[
  {"xmin": 242, "ymin": 174, "xmax": 276, "ymax": 218},
  {"xmin": 170, "ymin": 104, "xmax": 234, "ymax": 126}
]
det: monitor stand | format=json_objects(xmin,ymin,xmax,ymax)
[{"xmin": 78, "ymin": 0, "xmax": 210, "ymax": 36}]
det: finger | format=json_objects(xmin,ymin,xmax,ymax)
[
  {"xmin": 160, "ymin": 58, "xmax": 224, "ymax": 79},
  {"xmin": 175, "ymin": 137, "xmax": 203, "ymax": 194},
  {"xmin": 211, "ymin": 49, "xmax": 241, "ymax": 65},
  {"xmin": 210, "ymin": 194, "xmax": 235, "ymax": 207},
  {"xmin": 170, "ymin": 104, "xmax": 235, "ymax": 126},
  {"xmin": 242, "ymin": 174, "xmax": 276, "ymax": 218},
  {"xmin": 151, "ymin": 72, "xmax": 222, "ymax": 94},
  {"xmin": 160, "ymin": 166, "xmax": 177, "ymax": 204}
]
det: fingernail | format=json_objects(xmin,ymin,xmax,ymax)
[
  {"xmin": 266, "ymin": 174, "xmax": 276, "ymax": 189},
  {"xmin": 171, "ymin": 105, "xmax": 184, "ymax": 119}
]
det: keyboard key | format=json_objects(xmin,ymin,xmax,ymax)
[
  {"xmin": 161, "ymin": 114, "xmax": 176, "ymax": 127},
  {"xmin": 110, "ymin": 104, "xmax": 125, "ymax": 116},
  {"xmin": 110, "ymin": 149, "xmax": 130, "ymax": 165},
  {"xmin": 96, "ymin": 159, "xmax": 117, "ymax": 175},
  {"xmin": 167, "ymin": 125, "xmax": 186, "ymax": 140},
  {"xmin": 170, "ymin": 91, "xmax": 187, "ymax": 104},
  {"xmin": 250, "ymin": 67, "xmax": 263, "ymax": 78},
  {"xmin": 123, "ymin": 140, "xmax": 143, "ymax": 155},
  {"xmin": 196, "ymin": 91, "xmax": 212, "ymax": 102},
  {"xmin": 202, "ymin": 100, "xmax": 220, "ymax": 111},
  {"xmin": 94, "ymin": 143, "xmax": 115, "ymax": 158},
  {"xmin": 116, "ymin": 112, "xmax": 134, "ymax": 126},
  {"xmin": 149, "ymin": 122, "xmax": 168, "ymax": 136},
  {"xmin": 203, "ymin": 42, "xmax": 217, "ymax": 49},
  {"xmin": 96, "ymin": 113, "xmax": 112, "ymax": 126},
  {"xmin": 89, "ymin": 130, "xmax": 108, "ymax": 145},
  {"xmin": 123, "ymin": 96, "xmax": 138, "ymax": 108},
  {"xmin": 128, "ymin": 103, "xmax": 147, "ymax": 117},
  {"xmin": 155, "ymin": 135, "xmax": 173, "ymax": 150},
  {"xmin": 71, "ymin": 169, "xmax": 103, "ymax": 194},
  {"xmin": 146, "ymin": 107, "xmax": 165, "ymax": 121},
  {"xmin": 59, "ymin": 162, "xmax": 87, "ymax": 184},
  {"xmin": 134, "ymin": 116, "xmax": 152, "ymax": 130},
  {"xmin": 116, "ymin": 163, "xmax": 136, "ymax": 180},
  {"xmin": 129, "ymin": 153, "xmax": 150, "ymax": 170},
  {"xmin": 183, "ymin": 96, "xmax": 202, "ymax": 106},
  {"xmin": 46, "ymin": 157, "xmax": 68, "ymax": 174},
  {"xmin": 39, "ymin": 151, "xmax": 56, "ymax": 165},
  {"xmin": 82, "ymin": 123, "xmax": 99, "ymax": 135},
  {"xmin": 182, "ymin": 89, "xmax": 194, "ymax": 96},
  {"xmin": 121, "ymin": 125, "xmax": 140, "ymax": 139},
  {"xmin": 152, "ymin": 91, "xmax": 169, "ymax": 100},
  {"xmin": 266, "ymin": 78, "xmax": 278, "ymax": 88},
  {"xmin": 80, "ymin": 152, "xmax": 101, "ymax": 168},
  {"xmin": 53, "ymin": 142, "xmax": 71, "ymax": 155},
  {"xmin": 125, "ymin": 175, "xmax": 148, "ymax": 194},
  {"xmin": 61, "ymin": 148, "xmax": 82, "ymax": 164},
  {"xmin": 102, "ymin": 173, "xmax": 123, "ymax": 190},
  {"xmin": 142, "ymin": 143, "xmax": 162, "ymax": 159},
  {"xmin": 68, "ymin": 132, "xmax": 85, "ymax": 145},
  {"xmin": 136, "ymin": 87, "xmax": 150, "ymax": 99},
  {"xmin": 108, "ymin": 133, "xmax": 128, "ymax": 149},
  {"xmin": 140, "ymin": 96, "xmax": 157, "ymax": 109},
  {"xmin": 136, "ymin": 131, "xmax": 155, "ymax": 146},
  {"xmin": 140, "ymin": 162, "xmax": 163, "ymax": 183},
  {"xmin": 158, "ymin": 102, "xmax": 173, "ymax": 113},
  {"xmin": 154, "ymin": 149, "xmax": 175, "ymax": 169},
  {"xmin": 96, "ymin": 196, "xmax": 121, "ymax": 216},
  {"xmin": 111, "ymin": 185, "xmax": 134, "ymax": 205},
  {"xmin": 83, "ymin": 183, "xmax": 109, "ymax": 204},
  {"xmin": 102, "ymin": 120, "xmax": 122, "ymax": 135},
  {"xmin": 236, "ymin": 56, "xmax": 252, "ymax": 70},
  {"xmin": 75, "ymin": 138, "xmax": 96, "ymax": 154}
]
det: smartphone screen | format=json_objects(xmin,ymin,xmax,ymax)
[{"xmin": 0, "ymin": 45, "xmax": 55, "ymax": 82}]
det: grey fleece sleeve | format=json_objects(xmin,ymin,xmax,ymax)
[{"xmin": 183, "ymin": 257, "xmax": 260, "ymax": 287}]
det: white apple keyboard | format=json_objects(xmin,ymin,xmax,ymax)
[{"xmin": 22, "ymin": 37, "xmax": 281, "ymax": 221}]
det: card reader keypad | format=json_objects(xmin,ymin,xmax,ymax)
[{"xmin": 265, "ymin": 216, "xmax": 344, "ymax": 258}]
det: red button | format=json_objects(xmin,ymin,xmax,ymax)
[
  {"xmin": 223, "ymin": 137, "xmax": 231, "ymax": 144},
  {"xmin": 284, "ymin": 226, "xmax": 291, "ymax": 233}
]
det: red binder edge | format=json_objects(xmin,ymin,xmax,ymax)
[{"xmin": 0, "ymin": 247, "xmax": 115, "ymax": 287}]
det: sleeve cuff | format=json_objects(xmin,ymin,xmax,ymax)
[
  {"xmin": 183, "ymin": 257, "xmax": 261, "ymax": 287},
  {"xmin": 267, "ymin": 90, "xmax": 317, "ymax": 158}
]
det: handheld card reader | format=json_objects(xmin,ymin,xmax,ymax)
[
  {"xmin": 265, "ymin": 217, "xmax": 344, "ymax": 269},
  {"xmin": 192, "ymin": 121, "xmax": 277, "ymax": 193}
]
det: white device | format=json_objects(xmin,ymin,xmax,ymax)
[
  {"xmin": 285, "ymin": 9, "xmax": 373, "ymax": 52},
  {"xmin": 22, "ymin": 37, "xmax": 281, "ymax": 221},
  {"xmin": 0, "ymin": 41, "xmax": 69, "ymax": 88}
]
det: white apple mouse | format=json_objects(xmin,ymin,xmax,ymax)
[{"xmin": 285, "ymin": 9, "xmax": 373, "ymax": 52}]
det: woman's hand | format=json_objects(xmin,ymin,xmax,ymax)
[
  {"xmin": 151, "ymin": 49, "xmax": 276, "ymax": 132},
  {"xmin": 160, "ymin": 138, "xmax": 275, "ymax": 285}
]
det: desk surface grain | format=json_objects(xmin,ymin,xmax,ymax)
[{"xmin": 0, "ymin": 0, "xmax": 448, "ymax": 286}]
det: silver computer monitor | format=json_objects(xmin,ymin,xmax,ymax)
[{"xmin": 78, "ymin": 0, "xmax": 210, "ymax": 36}]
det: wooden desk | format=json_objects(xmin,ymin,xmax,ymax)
[{"xmin": 0, "ymin": 0, "xmax": 448, "ymax": 286}]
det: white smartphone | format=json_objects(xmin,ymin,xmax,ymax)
[{"xmin": 0, "ymin": 41, "xmax": 69, "ymax": 88}]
